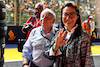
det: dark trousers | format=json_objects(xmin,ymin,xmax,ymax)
[
  {"xmin": 29, "ymin": 62, "xmax": 38, "ymax": 67},
  {"xmin": 29, "ymin": 61, "xmax": 53, "ymax": 67}
]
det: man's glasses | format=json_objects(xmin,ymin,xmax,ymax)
[
  {"xmin": 34, "ymin": 8, "xmax": 43, "ymax": 11},
  {"xmin": 62, "ymin": 12, "xmax": 77, "ymax": 18},
  {"xmin": 41, "ymin": 16, "xmax": 51, "ymax": 20}
]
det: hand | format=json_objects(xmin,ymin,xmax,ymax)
[
  {"xmin": 23, "ymin": 23, "xmax": 27, "ymax": 28},
  {"xmin": 22, "ymin": 23, "xmax": 27, "ymax": 33},
  {"xmin": 53, "ymin": 28, "xmax": 68, "ymax": 50}
]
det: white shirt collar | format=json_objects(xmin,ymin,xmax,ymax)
[
  {"xmin": 65, "ymin": 24, "xmax": 78, "ymax": 40},
  {"xmin": 41, "ymin": 26, "xmax": 56, "ymax": 35}
]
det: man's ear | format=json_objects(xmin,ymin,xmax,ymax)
[{"xmin": 53, "ymin": 19, "xmax": 55, "ymax": 24}]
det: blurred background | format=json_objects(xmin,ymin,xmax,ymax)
[
  {"xmin": 0, "ymin": 0, "xmax": 100, "ymax": 67},
  {"xmin": 4, "ymin": 0, "xmax": 100, "ymax": 48}
]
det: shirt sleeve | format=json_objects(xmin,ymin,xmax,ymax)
[
  {"xmin": 91, "ymin": 21, "xmax": 95, "ymax": 32},
  {"xmin": 49, "ymin": 47, "xmax": 62, "ymax": 56},
  {"xmin": 22, "ymin": 30, "xmax": 34, "ymax": 60}
]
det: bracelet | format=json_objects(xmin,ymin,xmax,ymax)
[
  {"xmin": 52, "ymin": 47, "xmax": 58, "ymax": 53},
  {"xmin": 22, "ymin": 63, "xmax": 28, "ymax": 67}
]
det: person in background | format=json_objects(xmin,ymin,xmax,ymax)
[
  {"xmin": 22, "ymin": 8, "xmax": 57, "ymax": 67},
  {"xmin": 89, "ymin": 15, "xmax": 95, "ymax": 34},
  {"xmin": 57, "ymin": 20, "xmax": 62, "ymax": 29},
  {"xmin": 44, "ymin": 2, "xmax": 94, "ymax": 67},
  {"xmin": 22, "ymin": 2, "xmax": 44, "ymax": 40},
  {"xmin": 44, "ymin": 2, "xmax": 47, "ymax": 8},
  {"xmin": 23, "ymin": 3, "xmax": 30, "ymax": 21},
  {"xmin": 82, "ymin": 15, "xmax": 95, "ymax": 45},
  {"xmin": 82, "ymin": 15, "xmax": 90, "ymax": 34},
  {"xmin": 6, "ymin": 1, "xmax": 13, "ymax": 23},
  {"xmin": 82, "ymin": 15, "xmax": 95, "ymax": 35}
]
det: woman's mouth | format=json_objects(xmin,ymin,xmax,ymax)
[{"xmin": 66, "ymin": 21, "xmax": 72, "ymax": 23}]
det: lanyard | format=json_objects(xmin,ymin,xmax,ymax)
[{"xmin": 40, "ymin": 31, "xmax": 51, "ymax": 42}]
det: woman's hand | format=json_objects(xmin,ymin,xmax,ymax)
[{"xmin": 53, "ymin": 28, "xmax": 68, "ymax": 51}]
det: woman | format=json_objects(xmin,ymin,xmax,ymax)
[{"xmin": 44, "ymin": 2, "xmax": 93, "ymax": 67}]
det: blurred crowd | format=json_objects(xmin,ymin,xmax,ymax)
[
  {"xmin": 79, "ymin": 0, "xmax": 96, "ymax": 22},
  {"xmin": 5, "ymin": 0, "xmax": 96, "ymax": 26}
]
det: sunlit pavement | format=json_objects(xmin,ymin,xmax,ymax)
[{"xmin": 3, "ymin": 45, "xmax": 100, "ymax": 67}]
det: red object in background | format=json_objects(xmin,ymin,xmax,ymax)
[
  {"xmin": 25, "ymin": 17, "xmax": 41, "ymax": 40},
  {"xmin": 24, "ymin": 0, "xmax": 27, "ymax": 3}
]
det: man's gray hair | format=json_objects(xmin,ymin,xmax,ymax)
[
  {"xmin": 41, "ymin": 8, "xmax": 56, "ymax": 19},
  {"xmin": 35, "ymin": 2, "xmax": 44, "ymax": 9}
]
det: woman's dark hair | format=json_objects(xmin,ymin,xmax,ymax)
[{"xmin": 61, "ymin": 2, "xmax": 82, "ymax": 38}]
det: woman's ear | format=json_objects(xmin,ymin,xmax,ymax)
[{"xmin": 77, "ymin": 16, "xmax": 79, "ymax": 20}]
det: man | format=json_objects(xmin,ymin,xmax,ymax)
[
  {"xmin": 82, "ymin": 15, "xmax": 95, "ymax": 45},
  {"xmin": 82, "ymin": 15, "xmax": 95, "ymax": 35},
  {"xmin": 22, "ymin": 2, "xmax": 44, "ymax": 40},
  {"xmin": 6, "ymin": 1, "xmax": 13, "ymax": 23},
  {"xmin": 22, "ymin": 8, "xmax": 57, "ymax": 67},
  {"xmin": 89, "ymin": 16, "xmax": 95, "ymax": 34}
]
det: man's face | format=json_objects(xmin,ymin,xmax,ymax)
[
  {"xmin": 34, "ymin": 4, "xmax": 43, "ymax": 18},
  {"xmin": 40, "ymin": 12, "xmax": 55, "ymax": 29},
  {"xmin": 89, "ymin": 18, "xmax": 93, "ymax": 21}
]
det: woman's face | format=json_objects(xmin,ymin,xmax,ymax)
[{"xmin": 62, "ymin": 6, "xmax": 78, "ymax": 31}]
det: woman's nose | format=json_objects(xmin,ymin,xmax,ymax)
[{"xmin": 66, "ymin": 15, "xmax": 70, "ymax": 19}]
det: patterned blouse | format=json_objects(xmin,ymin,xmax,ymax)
[{"xmin": 44, "ymin": 30, "xmax": 94, "ymax": 67}]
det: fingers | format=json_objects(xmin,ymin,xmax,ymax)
[
  {"xmin": 57, "ymin": 28, "xmax": 64, "ymax": 37},
  {"xmin": 55, "ymin": 28, "xmax": 68, "ymax": 48},
  {"xmin": 59, "ymin": 28, "xmax": 67, "ymax": 38},
  {"xmin": 60, "ymin": 28, "xmax": 64, "ymax": 36},
  {"xmin": 57, "ymin": 31, "xmax": 59, "ymax": 37},
  {"xmin": 57, "ymin": 28, "xmax": 67, "ymax": 38},
  {"xmin": 56, "ymin": 28, "xmax": 67, "ymax": 42},
  {"xmin": 62, "ymin": 31, "xmax": 67, "ymax": 38}
]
